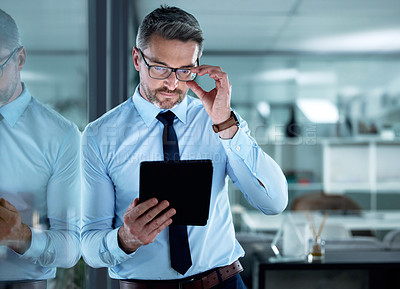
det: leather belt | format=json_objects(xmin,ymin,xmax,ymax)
[{"xmin": 119, "ymin": 260, "xmax": 243, "ymax": 289}]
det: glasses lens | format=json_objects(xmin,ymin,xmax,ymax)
[
  {"xmin": 148, "ymin": 65, "xmax": 197, "ymax": 81},
  {"xmin": 149, "ymin": 66, "xmax": 172, "ymax": 79},
  {"xmin": 176, "ymin": 69, "xmax": 196, "ymax": 81}
]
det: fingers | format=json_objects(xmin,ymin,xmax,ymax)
[
  {"xmin": 121, "ymin": 198, "xmax": 176, "ymax": 248},
  {"xmin": 0, "ymin": 199, "xmax": 18, "ymax": 223},
  {"xmin": 189, "ymin": 65, "xmax": 231, "ymax": 105},
  {"xmin": 191, "ymin": 65, "xmax": 231, "ymax": 88},
  {"xmin": 124, "ymin": 198, "xmax": 172, "ymax": 227},
  {"xmin": 191, "ymin": 65, "xmax": 222, "ymax": 76},
  {"xmin": 0, "ymin": 199, "xmax": 23, "ymax": 242},
  {"xmin": 0, "ymin": 198, "xmax": 17, "ymax": 212},
  {"xmin": 124, "ymin": 198, "xmax": 158, "ymax": 221},
  {"xmin": 186, "ymin": 81, "xmax": 207, "ymax": 100},
  {"xmin": 139, "ymin": 206, "xmax": 175, "ymax": 246},
  {"xmin": 147, "ymin": 217, "xmax": 173, "ymax": 241},
  {"xmin": 137, "ymin": 200, "xmax": 174, "ymax": 227}
]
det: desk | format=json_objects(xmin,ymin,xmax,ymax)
[
  {"xmin": 254, "ymin": 251, "xmax": 400, "ymax": 289},
  {"xmin": 241, "ymin": 210, "xmax": 400, "ymax": 232}
]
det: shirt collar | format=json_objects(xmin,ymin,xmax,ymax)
[
  {"xmin": 132, "ymin": 85, "xmax": 188, "ymax": 127},
  {"xmin": 0, "ymin": 83, "xmax": 31, "ymax": 127}
]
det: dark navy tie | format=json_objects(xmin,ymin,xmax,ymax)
[{"xmin": 156, "ymin": 111, "xmax": 192, "ymax": 275}]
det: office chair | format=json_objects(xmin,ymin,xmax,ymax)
[{"xmin": 291, "ymin": 192, "xmax": 362, "ymax": 214}]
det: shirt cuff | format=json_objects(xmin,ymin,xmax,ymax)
[
  {"xmin": 21, "ymin": 227, "xmax": 47, "ymax": 259},
  {"xmin": 219, "ymin": 126, "xmax": 253, "ymax": 160},
  {"xmin": 106, "ymin": 227, "xmax": 136, "ymax": 263}
]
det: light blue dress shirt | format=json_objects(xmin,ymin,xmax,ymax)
[
  {"xmin": 0, "ymin": 85, "xmax": 81, "ymax": 280},
  {"xmin": 81, "ymin": 87, "xmax": 287, "ymax": 280}
]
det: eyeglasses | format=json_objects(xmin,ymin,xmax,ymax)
[
  {"xmin": 138, "ymin": 49, "xmax": 198, "ymax": 82},
  {"xmin": 0, "ymin": 47, "xmax": 22, "ymax": 78}
]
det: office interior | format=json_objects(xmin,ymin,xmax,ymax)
[{"xmin": 1, "ymin": 0, "xmax": 400, "ymax": 288}]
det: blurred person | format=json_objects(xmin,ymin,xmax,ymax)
[
  {"xmin": 0, "ymin": 9, "xmax": 81, "ymax": 289},
  {"xmin": 81, "ymin": 5, "xmax": 287, "ymax": 289}
]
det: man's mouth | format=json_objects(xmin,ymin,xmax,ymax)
[
  {"xmin": 159, "ymin": 91, "xmax": 176, "ymax": 97},
  {"xmin": 157, "ymin": 88, "xmax": 181, "ymax": 98}
]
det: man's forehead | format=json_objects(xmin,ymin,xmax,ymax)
[
  {"xmin": 145, "ymin": 36, "xmax": 199, "ymax": 64},
  {"xmin": 0, "ymin": 48, "xmax": 10, "ymax": 60}
]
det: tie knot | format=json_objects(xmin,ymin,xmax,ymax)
[{"xmin": 156, "ymin": 110, "xmax": 175, "ymax": 126}]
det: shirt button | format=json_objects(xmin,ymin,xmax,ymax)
[{"xmin": 236, "ymin": 145, "xmax": 241, "ymax": 151}]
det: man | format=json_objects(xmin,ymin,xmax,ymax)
[
  {"xmin": 0, "ymin": 9, "xmax": 81, "ymax": 289},
  {"xmin": 81, "ymin": 5, "xmax": 287, "ymax": 289}
]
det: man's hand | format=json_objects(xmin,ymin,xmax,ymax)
[
  {"xmin": 187, "ymin": 65, "xmax": 238, "ymax": 139},
  {"xmin": 0, "ymin": 198, "xmax": 32, "ymax": 254},
  {"xmin": 117, "ymin": 198, "xmax": 176, "ymax": 254}
]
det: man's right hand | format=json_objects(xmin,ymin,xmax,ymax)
[{"xmin": 117, "ymin": 198, "xmax": 175, "ymax": 254}]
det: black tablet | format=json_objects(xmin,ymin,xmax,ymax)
[{"xmin": 139, "ymin": 160, "xmax": 213, "ymax": 226}]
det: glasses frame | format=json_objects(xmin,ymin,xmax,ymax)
[
  {"xmin": 0, "ymin": 46, "xmax": 22, "ymax": 78},
  {"xmin": 138, "ymin": 49, "xmax": 198, "ymax": 82}
]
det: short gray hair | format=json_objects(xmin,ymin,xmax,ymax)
[
  {"xmin": 0, "ymin": 9, "xmax": 22, "ymax": 51},
  {"xmin": 136, "ymin": 5, "xmax": 204, "ymax": 57}
]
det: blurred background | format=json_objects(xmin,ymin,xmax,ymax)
[{"xmin": 1, "ymin": 0, "xmax": 400, "ymax": 288}]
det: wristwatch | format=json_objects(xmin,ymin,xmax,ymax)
[{"xmin": 212, "ymin": 111, "xmax": 239, "ymax": 133}]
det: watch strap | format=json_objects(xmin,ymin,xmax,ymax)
[{"xmin": 212, "ymin": 111, "xmax": 239, "ymax": 133}]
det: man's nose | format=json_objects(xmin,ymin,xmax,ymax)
[{"xmin": 163, "ymin": 71, "xmax": 178, "ymax": 90}]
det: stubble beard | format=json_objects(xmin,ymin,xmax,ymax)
[
  {"xmin": 0, "ymin": 73, "xmax": 18, "ymax": 108},
  {"xmin": 140, "ymin": 83, "xmax": 187, "ymax": 109}
]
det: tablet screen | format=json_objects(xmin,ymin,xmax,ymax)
[{"xmin": 139, "ymin": 159, "xmax": 213, "ymax": 226}]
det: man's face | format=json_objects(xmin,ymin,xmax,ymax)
[
  {"xmin": 0, "ymin": 46, "xmax": 23, "ymax": 108},
  {"xmin": 133, "ymin": 35, "xmax": 200, "ymax": 109}
]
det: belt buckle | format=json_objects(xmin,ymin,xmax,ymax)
[{"xmin": 178, "ymin": 277, "xmax": 195, "ymax": 289}]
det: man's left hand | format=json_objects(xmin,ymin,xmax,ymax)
[{"xmin": 0, "ymin": 198, "xmax": 32, "ymax": 254}]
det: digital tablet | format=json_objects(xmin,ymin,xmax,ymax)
[{"xmin": 139, "ymin": 160, "xmax": 213, "ymax": 226}]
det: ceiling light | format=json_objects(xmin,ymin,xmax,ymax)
[
  {"xmin": 297, "ymin": 72, "xmax": 337, "ymax": 85},
  {"xmin": 303, "ymin": 29, "xmax": 400, "ymax": 52},
  {"xmin": 257, "ymin": 68, "xmax": 297, "ymax": 82},
  {"xmin": 297, "ymin": 98, "xmax": 339, "ymax": 123}
]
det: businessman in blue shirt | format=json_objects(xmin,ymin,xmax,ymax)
[
  {"xmin": 81, "ymin": 5, "xmax": 288, "ymax": 289},
  {"xmin": 0, "ymin": 9, "xmax": 81, "ymax": 289}
]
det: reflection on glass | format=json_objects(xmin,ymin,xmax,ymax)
[{"xmin": 0, "ymin": 1, "xmax": 87, "ymax": 289}]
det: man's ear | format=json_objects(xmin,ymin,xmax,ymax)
[
  {"xmin": 17, "ymin": 47, "xmax": 26, "ymax": 71},
  {"xmin": 132, "ymin": 47, "xmax": 140, "ymax": 71}
]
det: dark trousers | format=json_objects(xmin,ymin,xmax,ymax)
[
  {"xmin": 215, "ymin": 275, "xmax": 247, "ymax": 289},
  {"xmin": 0, "ymin": 280, "xmax": 47, "ymax": 289},
  {"xmin": 120, "ymin": 274, "xmax": 246, "ymax": 289}
]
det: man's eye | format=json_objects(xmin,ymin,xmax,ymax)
[
  {"xmin": 153, "ymin": 66, "xmax": 168, "ymax": 72},
  {"xmin": 177, "ymin": 69, "xmax": 191, "ymax": 75}
]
